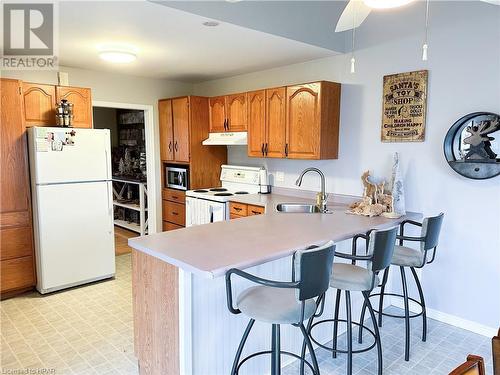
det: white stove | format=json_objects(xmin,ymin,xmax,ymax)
[{"xmin": 185, "ymin": 165, "xmax": 268, "ymax": 226}]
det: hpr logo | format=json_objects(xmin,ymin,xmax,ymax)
[{"xmin": 3, "ymin": 3, "xmax": 53, "ymax": 56}]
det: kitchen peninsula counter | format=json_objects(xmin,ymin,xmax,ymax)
[
  {"xmin": 129, "ymin": 194, "xmax": 419, "ymax": 278},
  {"xmin": 129, "ymin": 192, "xmax": 420, "ymax": 375}
]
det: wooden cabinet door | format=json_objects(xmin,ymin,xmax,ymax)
[
  {"xmin": 22, "ymin": 83, "xmax": 56, "ymax": 127},
  {"xmin": 209, "ymin": 96, "xmax": 226, "ymax": 132},
  {"xmin": 159, "ymin": 100, "xmax": 174, "ymax": 161},
  {"xmin": 1, "ymin": 79, "xmax": 35, "ymax": 294},
  {"xmin": 56, "ymin": 86, "xmax": 92, "ymax": 128},
  {"xmin": 226, "ymin": 93, "xmax": 247, "ymax": 131},
  {"xmin": 172, "ymin": 97, "xmax": 190, "ymax": 163},
  {"xmin": 266, "ymin": 87, "xmax": 287, "ymax": 158},
  {"xmin": 247, "ymin": 90, "xmax": 266, "ymax": 157},
  {"xmin": 1, "ymin": 80, "xmax": 31, "ymax": 218},
  {"xmin": 286, "ymin": 83, "xmax": 321, "ymax": 159}
]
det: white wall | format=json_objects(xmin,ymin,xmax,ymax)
[{"xmin": 194, "ymin": 2, "xmax": 500, "ymax": 330}]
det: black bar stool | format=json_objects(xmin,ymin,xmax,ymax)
[
  {"xmin": 226, "ymin": 240, "xmax": 335, "ymax": 375},
  {"xmin": 301, "ymin": 227, "xmax": 398, "ymax": 375},
  {"xmin": 359, "ymin": 213, "xmax": 444, "ymax": 361}
]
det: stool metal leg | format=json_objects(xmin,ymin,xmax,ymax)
[
  {"xmin": 271, "ymin": 324, "xmax": 281, "ymax": 375},
  {"xmin": 410, "ymin": 267, "xmax": 427, "ymax": 342},
  {"xmin": 231, "ymin": 319, "xmax": 255, "ymax": 375},
  {"xmin": 300, "ymin": 293, "xmax": 324, "ymax": 375},
  {"xmin": 378, "ymin": 267, "xmax": 390, "ymax": 327},
  {"xmin": 299, "ymin": 323, "xmax": 320, "ymax": 375},
  {"xmin": 332, "ymin": 289, "xmax": 342, "ymax": 359},
  {"xmin": 358, "ymin": 296, "xmax": 367, "ymax": 344},
  {"xmin": 345, "ymin": 290, "xmax": 353, "ymax": 375},
  {"xmin": 362, "ymin": 291, "xmax": 382, "ymax": 375},
  {"xmin": 400, "ymin": 266, "xmax": 410, "ymax": 361}
]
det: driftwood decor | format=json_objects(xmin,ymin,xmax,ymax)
[
  {"xmin": 348, "ymin": 171, "xmax": 393, "ymax": 217},
  {"xmin": 381, "ymin": 70, "xmax": 428, "ymax": 142}
]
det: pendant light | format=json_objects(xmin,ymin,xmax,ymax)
[
  {"xmin": 422, "ymin": 0, "xmax": 430, "ymax": 61},
  {"xmin": 350, "ymin": 3, "xmax": 357, "ymax": 73}
]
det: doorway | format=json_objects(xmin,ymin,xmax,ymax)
[{"xmin": 92, "ymin": 101, "xmax": 158, "ymax": 255}]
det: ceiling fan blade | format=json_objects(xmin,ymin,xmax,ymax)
[
  {"xmin": 480, "ymin": 0, "xmax": 500, "ymax": 5},
  {"xmin": 335, "ymin": 0, "xmax": 372, "ymax": 32}
]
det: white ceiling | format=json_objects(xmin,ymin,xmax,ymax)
[{"xmin": 57, "ymin": 1, "xmax": 337, "ymax": 82}]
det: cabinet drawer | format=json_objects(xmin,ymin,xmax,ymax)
[
  {"xmin": 230, "ymin": 214, "xmax": 245, "ymax": 220},
  {"xmin": 229, "ymin": 202, "xmax": 247, "ymax": 216},
  {"xmin": 1, "ymin": 256, "xmax": 35, "ymax": 293},
  {"xmin": 162, "ymin": 200, "xmax": 186, "ymax": 226},
  {"xmin": 247, "ymin": 205, "xmax": 265, "ymax": 216},
  {"xmin": 0, "ymin": 227, "xmax": 33, "ymax": 260},
  {"xmin": 162, "ymin": 221, "xmax": 184, "ymax": 231},
  {"xmin": 162, "ymin": 188, "xmax": 186, "ymax": 204}
]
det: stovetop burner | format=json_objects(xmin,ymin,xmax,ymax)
[
  {"xmin": 214, "ymin": 192, "xmax": 233, "ymax": 196},
  {"xmin": 234, "ymin": 191, "xmax": 249, "ymax": 195},
  {"xmin": 210, "ymin": 188, "xmax": 228, "ymax": 192},
  {"xmin": 193, "ymin": 189, "xmax": 209, "ymax": 193}
]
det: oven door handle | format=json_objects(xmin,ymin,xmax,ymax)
[{"xmin": 209, "ymin": 206, "xmax": 214, "ymax": 223}]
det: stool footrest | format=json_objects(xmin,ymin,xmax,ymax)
[
  {"xmin": 237, "ymin": 350, "xmax": 315, "ymax": 374},
  {"xmin": 309, "ymin": 318, "xmax": 377, "ymax": 355},
  {"xmin": 368, "ymin": 292, "xmax": 424, "ymax": 319}
]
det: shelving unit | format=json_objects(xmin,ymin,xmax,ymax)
[{"xmin": 112, "ymin": 178, "xmax": 148, "ymax": 235}]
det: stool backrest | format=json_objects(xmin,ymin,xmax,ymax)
[
  {"xmin": 368, "ymin": 227, "xmax": 398, "ymax": 273},
  {"xmin": 294, "ymin": 240, "xmax": 335, "ymax": 301},
  {"xmin": 421, "ymin": 212, "xmax": 444, "ymax": 251}
]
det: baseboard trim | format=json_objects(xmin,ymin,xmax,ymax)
[{"xmin": 390, "ymin": 298, "xmax": 497, "ymax": 338}]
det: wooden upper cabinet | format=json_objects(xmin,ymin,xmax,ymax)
[
  {"xmin": 226, "ymin": 93, "xmax": 247, "ymax": 132},
  {"xmin": 209, "ymin": 96, "xmax": 226, "ymax": 132},
  {"xmin": 159, "ymin": 100, "xmax": 174, "ymax": 161},
  {"xmin": 1, "ymin": 79, "xmax": 30, "ymax": 217},
  {"xmin": 22, "ymin": 82, "xmax": 56, "ymax": 127},
  {"xmin": 56, "ymin": 86, "xmax": 92, "ymax": 128},
  {"xmin": 172, "ymin": 97, "xmax": 190, "ymax": 163},
  {"xmin": 247, "ymin": 90, "xmax": 266, "ymax": 157},
  {"xmin": 286, "ymin": 81, "xmax": 340, "ymax": 160},
  {"xmin": 266, "ymin": 87, "xmax": 286, "ymax": 158}
]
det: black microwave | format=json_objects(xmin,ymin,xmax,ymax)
[{"xmin": 165, "ymin": 165, "xmax": 188, "ymax": 191}]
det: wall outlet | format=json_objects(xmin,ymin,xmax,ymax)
[{"xmin": 275, "ymin": 171, "xmax": 285, "ymax": 182}]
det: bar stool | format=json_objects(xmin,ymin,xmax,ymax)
[
  {"xmin": 302, "ymin": 227, "xmax": 398, "ymax": 375},
  {"xmin": 225, "ymin": 240, "xmax": 335, "ymax": 375},
  {"xmin": 359, "ymin": 213, "xmax": 444, "ymax": 361}
]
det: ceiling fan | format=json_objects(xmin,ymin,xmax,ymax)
[{"xmin": 335, "ymin": 0, "xmax": 500, "ymax": 33}]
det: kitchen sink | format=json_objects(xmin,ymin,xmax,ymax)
[{"xmin": 276, "ymin": 203, "xmax": 321, "ymax": 213}]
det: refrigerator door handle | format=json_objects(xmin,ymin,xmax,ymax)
[
  {"xmin": 105, "ymin": 149, "xmax": 110, "ymax": 180},
  {"xmin": 106, "ymin": 182, "xmax": 113, "ymax": 234}
]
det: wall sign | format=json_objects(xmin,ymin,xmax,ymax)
[{"xmin": 381, "ymin": 70, "xmax": 428, "ymax": 142}]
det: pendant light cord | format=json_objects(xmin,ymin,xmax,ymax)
[
  {"xmin": 422, "ymin": 0, "xmax": 430, "ymax": 60},
  {"xmin": 351, "ymin": 2, "xmax": 357, "ymax": 73}
]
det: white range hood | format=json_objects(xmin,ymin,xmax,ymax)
[{"xmin": 202, "ymin": 132, "xmax": 247, "ymax": 146}]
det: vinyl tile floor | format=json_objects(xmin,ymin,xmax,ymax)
[
  {"xmin": 283, "ymin": 306, "xmax": 494, "ymax": 375},
  {"xmin": 1, "ymin": 254, "xmax": 137, "ymax": 375},
  {"xmin": 1, "ymin": 255, "xmax": 493, "ymax": 375}
]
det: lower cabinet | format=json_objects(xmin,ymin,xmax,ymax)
[
  {"xmin": 229, "ymin": 202, "xmax": 265, "ymax": 219},
  {"xmin": 162, "ymin": 188, "xmax": 186, "ymax": 230},
  {"xmin": 163, "ymin": 221, "xmax": 184, "ymax": 231},
  {"xmin": 1, "ymin": 256, "xmax": 35, "ymax": 293}
]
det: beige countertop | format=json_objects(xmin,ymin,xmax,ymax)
[{"xmin": 129, "ymin": 192, "xmax": 420, "ymax": 278}]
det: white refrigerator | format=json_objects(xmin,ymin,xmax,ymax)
[{"xmin": 27, "ymin": 127, "xmax": 115, "ymax": 294}]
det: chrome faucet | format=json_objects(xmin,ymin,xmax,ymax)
[{"xmin": 295, "ymin": 168, "xmax": 329, "ymax": 213}]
